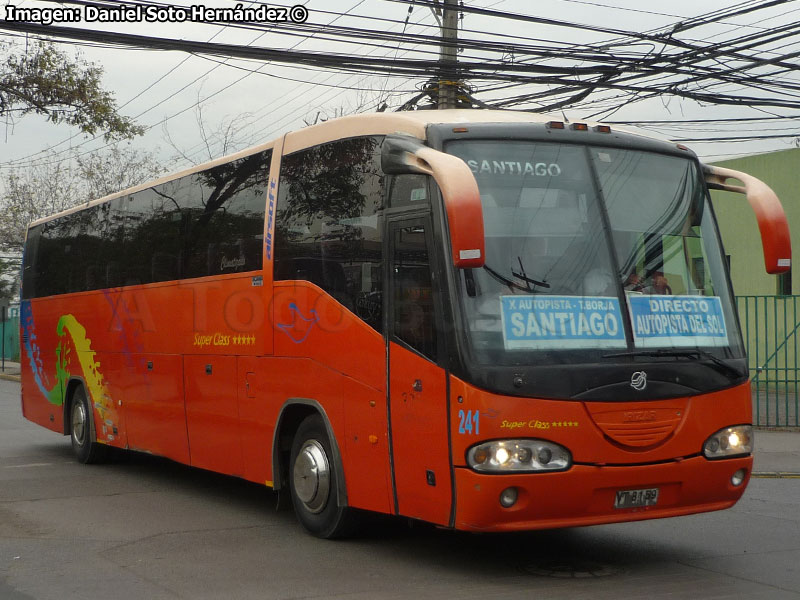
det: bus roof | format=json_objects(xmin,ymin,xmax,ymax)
[{"xmin": 28, "ymin": 109, "xmax": 655, "ymax": 228}]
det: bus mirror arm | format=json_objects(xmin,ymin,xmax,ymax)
[
  {"xmin": 382, "ymin": 135, "xmax": 485, "ymax": 269},
  {"xmin": 703, "ymin": 163, "xmax": 791, "ymax": 275}
]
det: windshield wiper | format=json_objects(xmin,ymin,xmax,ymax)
[
  {"xmin": 512, "ymin": 256, "xmax": 550, "ymax": 291},
  {"xmin": 483, "ymin": 257, "xmax": 550, "ymax": 293},
  {"xmin": 602, "ymin": 348, "xmax": 745, "ymax": 379}
]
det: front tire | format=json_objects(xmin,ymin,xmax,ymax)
[
  {"xmin": 69, "ymin": 386, "xmax": 106, "ymax": 464},
  {"xmin": 289, "ymin": 414, "xmax": 356, "ymax": 538}
]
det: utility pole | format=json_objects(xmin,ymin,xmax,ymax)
[{"xmin": 438, "ymin": 0, "xmax": 459, "ymax": 109}]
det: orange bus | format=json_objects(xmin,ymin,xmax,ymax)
[{"xmin": 20, "ymin": 110, "xmax": 791, "ymax": 537}]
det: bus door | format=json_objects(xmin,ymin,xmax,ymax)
[{"xmin": 387, "ymin": 215, "xmax": 452, "ymax": 526}]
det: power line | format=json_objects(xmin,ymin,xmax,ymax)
[{"xmin": 3, "ymin": 0, "xmax": 799, "ymax": 166}]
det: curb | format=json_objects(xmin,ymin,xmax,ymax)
[
  {"xmin": 755, "ymin": 427, "xmax": 800, "ymax": 433},
  {"xmin": 0, "ymin": 373, "xmax": 21, "ymax": 382}
]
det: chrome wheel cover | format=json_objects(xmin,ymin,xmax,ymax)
[
  {"xmin": 292, "ymin": 439, "xmax": 331, "ymax": 514},
  {"xmin": 71, "ymin": 400, "xmax": 87, "ymax": 447}
]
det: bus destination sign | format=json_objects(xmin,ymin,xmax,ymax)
[
  {"xmin": 500, "ymin": 295, "xmax": 626, "ymax": 350},
  {"xmin": 627, "ymin": 295, "xmax": 728, "ymax": 347}
]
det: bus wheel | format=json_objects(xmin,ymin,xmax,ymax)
[
  {"xmin": 289, "ymin": 414, "xmax": 356, "ymax": 538},
  {"xmin": 69, "ymin": 386, "xmax": 105, "ymax": 464}
]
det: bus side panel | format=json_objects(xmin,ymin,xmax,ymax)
[
  {"xmin": 273, "ymin": 281, "xmax": 392, "ymax": 512},
  {"xmin": 272, "ymin": 281, "xmax": 385, "ymax": 392},
  {"xmin": 121, "ymin": 353, "xmax": 189, "ymax": 463},
  {"xmin": 20, "ymin": 298, "xmax": 75, "ymax": 434},
  {"xmin": 270, "ymin": 282, "xmax": 392, "ymax": 512},
  {"xmin": 114, "ymin": 276, "xmax": 264, "ymax": 357},
  {"xmin": 91, "ymin": 351, "xmax": 128, "ymax": 450},
  {"xmin": 258, "ymin": 357, "xmax": 344, "ymax": 479},
  {"xmin": 237, "ymin": 355, "xmax": 273, "ymax": 485},
  {"xmin": 21, "ymin": 274, "xmax": 263, "ymax": 446},
  {"xmin": 341, "ymin": 375, "xmax": 393, "ymax": 514},
  {"xmin": 239, "ymin": 356, "xmax": 393, "ymax": 513},
  {"xmin": 185, "ymin": 354, "xmax": 243, "ymax": 476}
]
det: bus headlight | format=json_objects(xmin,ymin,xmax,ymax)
[
  {"xmin": 703, "ymin": 425, "xmax": 753, "ymax": 459},
  {"xmin": 467, "ymin": 440, "xmax": 571, "ymax": 473}
]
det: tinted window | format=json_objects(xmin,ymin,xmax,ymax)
[
  {"xmin": 22, "ymin": 149, "xmax": 271, "ymax": 298},
  {"xmin": 21, "ymin": 225, "xmax": 41, "ymax": 300},
  {"xmin": 103, "ymin": 198, "xmax": 127, "ymax": 288},
  {"xmin": 392, "ymin": 221, "xmax": 437, "ymax": 360},
  {"xmin": 388, "ymin": 174, "xmax": 429, "ymax": 208},
  {"xmin": 182, "ymin": 151, "xmax": 270, "ymax": 279},
  {"xmin": 275, "ymin": 137, "xmax": 385, "ymax": 332},
  {"xmin": 123, "ymin": 186, "xmax": 184, "ymax": 285},
  {"xmin": 34, "ymin": 212, "xmax": 78, "ymax": 297}
]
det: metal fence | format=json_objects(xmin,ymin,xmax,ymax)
[
  {"xmin": 737, "ymin": 295, "xmax": 800, "ymax": 427},
  {"xmin": 1, "ymin": 308, "xmax": 20, "ymax": 364}
]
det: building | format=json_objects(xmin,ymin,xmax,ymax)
[
  {"xmin": 711, "ymin": 147, "xmax": 800, "ymax": 427},
  {"xmin": 711, "ymin": 147, "xmax": 800, "ymax": 296}
]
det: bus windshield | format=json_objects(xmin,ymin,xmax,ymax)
[{"xmin": 446, "ymin": 140, "xmax": 743, "ymax": 367}]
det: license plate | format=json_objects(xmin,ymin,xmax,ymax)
[{"xmin": 614, "ymin": 488, "xmax": 659, "ymax": 509}]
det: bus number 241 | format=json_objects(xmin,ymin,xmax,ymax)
[{"xmin": 458, "ymin": 410, "xmax": 480, "ymax": 435}]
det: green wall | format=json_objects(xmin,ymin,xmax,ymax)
[
  {"xmin": 711, "ymin": 148, "xmax": 800, "ymax": 297},
  {"xmin": 711, "ymin": 149, "xmax": 800, "ymax": 398}
]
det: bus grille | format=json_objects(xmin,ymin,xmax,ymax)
[{"xmin": 584, "ymin": 402, "xmax": 687, "ymax": 449}]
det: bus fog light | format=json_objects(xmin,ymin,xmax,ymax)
[
  {"xmin": 731, "ymin": 469, "xmax": 746, "ymax": 487},
  {"xmin": 703, "ymin": 425, "xmax": 753, "ymax": 459},
  {"xmin": 500, "ymin": 487, "xmax": 518, "ymax": 508},
  {"xmin": 467, "ymin": 440, "xmax": 571, "ymax": 473}
]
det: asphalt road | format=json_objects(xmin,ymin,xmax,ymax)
[{"xmin": 2, "ymin": 378, "xmax": 800, "ymax": 600}]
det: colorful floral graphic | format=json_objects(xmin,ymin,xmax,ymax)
[{"xmin": 22, "ymin": 301, "xmax": 119, "ymax": 441}]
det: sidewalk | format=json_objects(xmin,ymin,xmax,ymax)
[
  {"xmin": 0, "ymin": 359, "xmax": 20, "ymax": 382},
  {"xmin": 752, "ymin": 429, "xmax": 800, "ymax": 476}
]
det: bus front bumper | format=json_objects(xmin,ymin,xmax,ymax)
[{"xmin": 453, "ymin": 455, "xmax": 752, "ymax": 532}]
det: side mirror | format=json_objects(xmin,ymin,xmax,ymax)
[
  {"xmin": 703, "ymin": 164, "xmax": 791, "ymax": 274},
  {"xmin": 382, "ymin": 135, "xmax": 485, "ymax": 268}
]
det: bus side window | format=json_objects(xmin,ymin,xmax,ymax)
[
  {"xmin": 182, "ymin": 150, "xmax": 271, "ymax": 279},
  {"xmin": 275, "ymin": 136, "xmax": 385, "ymax": 333},
  {"xmin": 388, "ymin": 174, "xmax": 429, "ymax": 208},
  {"xmin": 38, "ymin": 215, "xmax": 74, "ymax": 296},
  {"xmin": 393, "ymin": 223, "xmax": 437, "ymax": 361},
  {"xmin": 21, "ymin": 224, "xmax": 41, "ymax": 300}
]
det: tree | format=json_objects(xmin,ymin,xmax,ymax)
[
  {"xmin": 77, "ymin": 144, "xmax": 165, "ymax": 202},
  {"xmin": 163, "ymin": 100, "xmax": 257, "ymax": 166},
  {"xmin": 0, "ymin": 144, "xmax": 164, "ymax": 253},
  {"xmin": 0, "ymin": 257, "xmax": 18, "ymax": 303},
  {"xmin": 1, "ymin": 39, "xmax": 143, "ymax": 140}
]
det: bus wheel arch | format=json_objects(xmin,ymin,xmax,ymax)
[{"xmin": 273, "ymin": 400, "xmax": 354, "ymax": 538}]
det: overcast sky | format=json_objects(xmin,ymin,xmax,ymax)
[{"xmin": 1, "ymin": 0, "xmax": 799, "ymax": 172}]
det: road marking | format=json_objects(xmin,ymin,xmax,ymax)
[
  {"xmin": 752, "ymin": 471, "xmax": 800, "ymax": 479},
  {"xmin": 3, "ymin": 463, "xmax": 53, "ymax": 469}
]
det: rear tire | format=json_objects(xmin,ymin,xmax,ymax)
[
  {"xmin": 69, "ymin": 386, "xmax": 106, "ymax": 464},
  {"xmin": 289, "ymin": 414, "xmax": 357, "ymax": 538}
]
